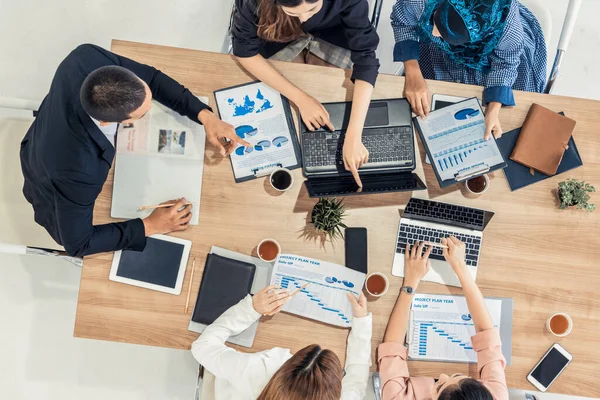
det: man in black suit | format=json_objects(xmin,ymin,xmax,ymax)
[{"xmin": 20, "ymin": 44, "xmax": 249, "ymax": 257}]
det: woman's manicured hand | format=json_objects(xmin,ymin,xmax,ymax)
[
  {"xmin": 252, "ymin": 285, "xmax": 290, "ymax": 316},
  {"xmin": 484, "ymin": 102, "xmax": 503, "ymax": 140},
  {"xmin": 441, "ymin": 236, "xmax": 467, "ymax": 272},
  {"xmin": 342, "ymin": 134, "xmax": 369, "ymax": 187},
  {"xmin": 347, "ymin": 292, "xmax": 368, "ymax": 318},
  {"xmin": 403, "ymin": 241, "xmax": 432, "ymax": 288},
  {"xmin": 403, "ymin": 60, "xmax": 430, "ymax": 119},
  {"xmin": 296, "ymin": 93, "xmax": 335, "ymax": 132}
]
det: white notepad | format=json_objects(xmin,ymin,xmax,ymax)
[{"xmin": 111, "ymin": 97, "xmax": 208, "ymax": 224}]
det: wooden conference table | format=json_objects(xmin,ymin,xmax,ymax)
[{"xmin": 74, "ymin": 40, "xmax": 600, "ymax": 397}]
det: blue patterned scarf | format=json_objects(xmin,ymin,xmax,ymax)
[{"xmin": 418, "ymin": 0, "xmax": 512, "ymax": 71}]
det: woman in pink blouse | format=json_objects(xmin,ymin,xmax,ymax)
[{"xmin": 378, "ymin": 237, "xmax": 509, "ymax": 400}]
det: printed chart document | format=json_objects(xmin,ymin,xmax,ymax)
[
  {"xmin": 214, "ymin": 82, "xmax": 301, "ymax": 182},
  {"xmin": 408, "ymin": 294, "xmax": 502, "ymax": 363},
  {"xmin": 270, "ymin": 254, "xmax": 366, "ymax": 328},
  {"xmin": 415, "ymin": 98, "xmax": 505, "ymax": 186},
  {"xmin": 111, "ymin": 98, "xmax": 207, "ymax": 225}
]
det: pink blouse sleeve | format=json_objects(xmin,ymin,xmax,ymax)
[
  {"xmin": 471, "ymin": 329, "xmax": 509, "ymax": 400},
  {"xmin": 377, "ymin": 342, "xmax": 435, "ymax": 400}
]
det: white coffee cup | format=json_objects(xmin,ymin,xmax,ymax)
[
  {"xmin": 465, "ymin": 174, "xmax": 490, "ymax": 195},
  {"xmin": 364, "ymin": 272, "xmax": 390, "ymax": 298},
  {"xmin": 257, "ymin": 238, "xmax": 281, "ymax": 262},
  {"xmin": 546, "ymin": 313, "xmax": 573, "ymax": 337},
  {"xmin": 269, "ymin": 168, "xmax": 294, "ymax": 192}
]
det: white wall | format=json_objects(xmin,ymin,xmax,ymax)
[
  {"xmin": 1, "ymin": 0, "xmax": 599, "ymax": 398},
  {"xmin": 1, "ymin": 0, "xmax": 599, "ymax": 102},
  {"xmin": 0, "ymin": 252, "xmax": 198, "ymax": 400}
]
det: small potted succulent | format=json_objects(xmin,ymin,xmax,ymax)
[
  {"xmin": 557, "ymin": 179, "xmax": 596, "ymax": 211},
  {"xmin": 310, "ymin": 197, "xmax": 347, "ymax": 240}
]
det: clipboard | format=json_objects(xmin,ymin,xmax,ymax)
[
  {"xmin": 213, "ymin": 81, "xmax": 302, "ymax": 183},
  {"xmin": 413, "ymin": 98, "xmax": 507, "ymax": 188},
  {"xmin": 406, "ymin": 294, "xmax": 513, "ymax": 365}
]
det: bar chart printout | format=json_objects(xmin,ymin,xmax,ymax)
[
  {"xmin": 408, "ymin": 294, "xmax": 502, "ymax": 363},
  {"xmin": 270, "ymin": 254, "xmax": 366, "ymax": 327},
  {"xmin": 416, "ymin": 98, "xmax": 504, "ymax": 181}
]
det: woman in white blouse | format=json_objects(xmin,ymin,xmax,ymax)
[{"xmin": 191, "ymin": 285, "xmax": 372, "ymax": 400}]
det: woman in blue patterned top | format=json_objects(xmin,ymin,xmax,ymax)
[{"xmin": 391, "ymin": 0, "xmax": 546, "ymax": 139}]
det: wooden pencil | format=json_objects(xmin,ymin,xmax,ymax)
[
  {"xmin": 184, "ymin": 258, "xmax": 196, "ymax": 314},
  {"xmin": 139, "ymin": 202, "xmax": 193, "ymax": 210}
]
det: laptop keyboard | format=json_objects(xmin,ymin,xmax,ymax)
[
  {"xmin": 396, "ymin": 224, "xmax": 481, "ymax": 267},
  {"xmin": 404, "ymin": 198, "xmax": 485, "ymax": 230},
  {"xmin": 303, "ymin": 126, "xmax": 413, "ymax": 169}
]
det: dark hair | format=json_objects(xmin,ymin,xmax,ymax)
[
  {"xmin": 433, "ymin": 2, "xmax": 471, "ymax": 46},
  {"xmin": 438, "ymin": 378, "xmax": 494, "ymax": 400},
  {"xmin": 80, "ymin": 66, "xmax": 147, "ymax": 122},
  {"xmin": 257, "ymin": 344, "xmax": 342, "ymax": 400},
  {"xmin": 257, "ymin": 0, "xmax": 319, "ymax": 43}
]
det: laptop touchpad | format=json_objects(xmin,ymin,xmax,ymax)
[{"xmin": 364, "ymin": 102, "xmax": 389, "ymax": 127}]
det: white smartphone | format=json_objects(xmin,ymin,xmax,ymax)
[{"xmin": 527, "ymin": 343, "xmax": 573, "ymax": 392}]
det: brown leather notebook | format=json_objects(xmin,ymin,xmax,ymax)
[{"xmin": 510, "ymin": 104, "xmax": 576, "ymax": 176}]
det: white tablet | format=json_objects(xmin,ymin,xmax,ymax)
[{"xmin": 109, "ymin": 234, "xmax": 192, "ymax": 295}]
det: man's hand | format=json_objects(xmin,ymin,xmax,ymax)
[
  {"xmin": 347, "ymin": 292, "xmax": 368, "ymax": 318},
  {"xmin": 342, "ymin": 134, "xmax": 369, "ymax": 187},
  {"xmin": 199, "ymin": 109, "xmax": 250, "ymax": 156},
  {"xmin": 296, "ymin": 93, "xmax": 335, "ymax": 132},
  {"xmin": 484, "ymin": 102, "xmax": 503, "ymax": 140},
  {"xmin": 143, "ymin": 198, "xmax": 192, "ymax": 236},
  {"xmin": 404, "ymin": 242, "xmax": 432, "ymax": 289},
  {"xmin": 403, "ymin": 60, "xmax": 430, "ymax": 119}
]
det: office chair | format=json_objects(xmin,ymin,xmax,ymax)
[
  {"xmin": 221, "ymin": 0, "xmax": 386, "ymax": 54},
  {"xmin": 392, "ymin": 0, "xmax": 582, "ymax": 94}
]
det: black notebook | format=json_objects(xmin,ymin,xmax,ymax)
[{"xmin": 192, "ymin": 254, "xmax": 256, "ymax": 325}]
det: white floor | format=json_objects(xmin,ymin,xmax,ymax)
[{"xmin": 1, "ymin": 0, "xmax": 599, "ymax": 399}]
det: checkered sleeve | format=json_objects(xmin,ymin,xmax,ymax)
[
  {"xmin": 483, "ymin": 1, "xmax": 522, "ymax": 106},
  {"xmin": 391, "ymin": 0, "xmax": 426, "ymax": 62}
]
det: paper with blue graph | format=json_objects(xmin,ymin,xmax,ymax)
[
  {"xmin": 408, "ymin": 294, "xmax": 503, "ymax": 363},
  {"xmin": 270, "ymin": 254, "xmax": 366, "ymax": 328},
  {"xmin": 214, "ymin": 81, "xmax": 301, "ymax": 182},
  {"xmin": 416, "ymin": 97, "xmax": 505, "ymax": 183}
]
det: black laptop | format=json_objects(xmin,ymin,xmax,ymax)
[{"xmin": 301, "ymin": 98, "xmax": 426, "ymax": 197}]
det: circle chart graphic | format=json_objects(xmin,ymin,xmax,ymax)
[
  {"xmin": 234, "ymin": 146, "xmax": 253, "ymax": 156},
  {"xmin": 254, "ymin": 140, "xmax": 272, "ymax": 151},
  {"xmin": 272, "ymin": 136, "xmax": 289, "ymax": 147},
  {"xmin": 454, "ymin": 108, "xmax": 480, "ymax": 120},
  {"xmin": 235, "ymin": 125, "xmax": 258, "ymax": 139}
]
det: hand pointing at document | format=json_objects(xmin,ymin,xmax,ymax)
[{"xmin": 199, "ymin": 109, "xmax": 251, "ymax": 156}]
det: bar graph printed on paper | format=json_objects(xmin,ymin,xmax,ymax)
[
  {"xmin": 433, "ymin": 138, "xmax": 487, "ymax": 172},
  {"xmin": 408, "ymin": 294, "xmax": 503, "ymax": 363},
  {"xmin": 269, "ymin": 254, "xmax": 366, "ymax": 328},
  {"xmin": 274, "ymin": 274, "xmax": 353, "ymax": 326},
  {"xmin": 418, "ymin": 99, "xmax": 505, "ymax": 181},
  {"xmin": 410, "ymin": 321, "xmax": 477, "ymax": 363}
]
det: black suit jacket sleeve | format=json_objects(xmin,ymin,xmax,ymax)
[
  {"xmin": 52, "ymin": 169, "xmax": 147, "ymax": 257},
  {"xmin": 340, "ymin": 0, "xmax": 380, "ymax": 86},
  {"xmin": 79, "ymin": 44, "xmax": 211, "ymax": 122}
]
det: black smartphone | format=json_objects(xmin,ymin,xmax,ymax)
[{"xmin": 345, "ymin": 227, "xmax": 368, "ymax": 274}]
